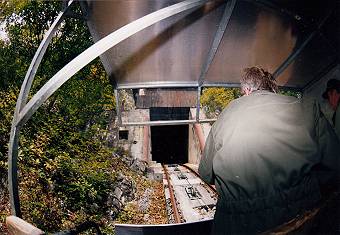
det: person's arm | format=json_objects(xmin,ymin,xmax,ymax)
[{"xmin": 198, "ymin": 129, "xmax": 216, "ymax": 185}]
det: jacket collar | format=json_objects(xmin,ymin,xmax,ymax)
[{"xmin": 250, "ymin": 90, "xmax": 274, "ymax": 96}]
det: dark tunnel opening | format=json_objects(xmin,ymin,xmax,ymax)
[
  {"xmin": 150, "ymin": 107, "xmax": 189, "ymax": 164},
  {"xmin": 151, "ymin": 125, "xmax": 188, "ymax": 164}
]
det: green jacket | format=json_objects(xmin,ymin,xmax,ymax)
[
  {"xmin": 199, "ymin": 91, "xmax": 340, "ymax": 234},
  {"xmin": 322, "ymin": 102, "xmax": 340, "ymax": 140}
]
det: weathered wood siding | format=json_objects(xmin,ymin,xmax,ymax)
[{"xmin": 136, "ymin": 89, "xmax": 197, "ymax": 108}]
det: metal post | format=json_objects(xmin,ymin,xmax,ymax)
[
  {"xmin": 115, "ymin": 89, "xmax": 122, "ymax": 126},
  {"xmin": 118, "ymin": 119, "xmax": 216, "ymax": 126},
  {"xmin": 7, "ymin": 126, "xmax": 20, "ymax": 217},
  {"xmin": 196, "ymin": 86, "xmax": 201, "ymax": 122},
  {"xmin": 198, "ymin": 0, "xmax": 236, "ymax": 86}
]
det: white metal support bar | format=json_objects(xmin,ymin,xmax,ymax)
[
  {"xmin": 115, "ymin": 89, "xmax": 122, "ymax": 126},
  {"xmin": 196, "ymin": 86, "xmax": 202, "ymax": 122},
  {"xmin": 8, "ymin": 0, "xmax": 210, "ymax": 217}
]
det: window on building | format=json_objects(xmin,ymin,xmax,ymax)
[{"xmin": 119, "ymin": 130, "xmax": 129, "ymax": 140}]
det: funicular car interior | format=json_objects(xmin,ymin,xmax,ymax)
[{"xmin": 6, "ymin": 0, "xmax": 340, "ymax": 234}]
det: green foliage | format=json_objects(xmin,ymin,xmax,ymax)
[
  {"xmin": 200, "ymin": 87, "xmax": 240, "ymax": 117},
  {"xmin": 0, "ymin": 88, "xmax": 17, "ymax": 170},
  {"xmin": 279, "ymin": 89, "xmax": 301, "ymax": 98},
  {"xmin": 53, "ymin": 150, "xmax": 116, "ymax": 214},
  {"xmin": 0, "ymin": 0, "xmax": 118, "ymax": 233},
  {"xmin": 116, "ymin": 202, "xmax": 139, "ymax": 223},
  {"xmin": 200, "ymin": 87, "xmax": 301, "ymax": 118},
  {"xmin": 0, "ymin": 0, "xmax": 30, "ymax": 20},
  {"xmin": 0, "ymin": 88, "xmax": 17, "ymax": 233}
]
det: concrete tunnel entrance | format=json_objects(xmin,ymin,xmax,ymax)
[{"xmin": 150, "ymin": 107, "xmax": 189, "ymax": 164}]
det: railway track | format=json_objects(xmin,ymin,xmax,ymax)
[
  {"xmin": 182, "ymin": 163, "xmax": 217, "ymax": 194},
  {"xmin": 163, "ymin": 164, "xmax": 182, "ymax": 223},
  {"xmin": 162, "ymin": 164, "xmax": 217, "ymax": 224}
]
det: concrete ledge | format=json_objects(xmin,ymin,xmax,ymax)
[{"xmin": 6, "ymin": 216, "xmax": 44, "ymax": 235}]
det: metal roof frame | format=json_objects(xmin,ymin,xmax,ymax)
[
  {"xmin": 247, "ymin": 0, "xmax": 324, "ymax": 29},
  {"xmin": 8, "ymin": 0, "xmax": 211, "ymax": 217},
  {"xmin": 7, "ymin": 0, "xmax": 338, "ymax": 218},
  {"xmin": 302, "ymin": 58, "xmax": 338, "ymax": 91},
  {"xmin": 273, "ymin": 9, "xmax": 334, "ymax": 79},
  {"xmin": 194, "ymin": 0, "xmax": 236, "ymax": 122},
  {"xmin": 198, "ymin": 0, "xmax": 236, "ymax": 86}
]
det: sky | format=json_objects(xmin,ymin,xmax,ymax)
[
  {"xmin": 0, "ymin": 30, "xmax": 7, "ymax": 39},
  {"xmin": 0, "ymin": 21, "xmax": 8, "ymax": 40}
]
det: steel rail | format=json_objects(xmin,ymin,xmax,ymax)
[
  {"xmin": 179, "ymin": 165, "xmax": 212, "ymax": 209},
  {"xmin": 8, "ymin": 0, "xmax": 210, "ymax": 217},
  {"xmin": 162, "ymin": 165, "xmax": 182, "ymax": 223},
  {"xmin": 117, "ymin": 82, "xmax": 199, "ymax": 89},
  {"xmin": 8, "ymin": 0, "xmax": 75, "ymax": 217},
  {"xmin": 201, "ymin": 82, "xmax": 240, "ymax": 87},
  {"xmin": 181, "ymin": 164, "xmax": 217, "ymax": 195},
  {"xmin": 119, "ymin": 119, "xmax": 216, "ymax": 127}
]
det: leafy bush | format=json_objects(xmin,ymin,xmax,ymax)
[
  {"xmin": 200, "ymin": 87, "xmax": 240, "ymax": 117},
  {"xmin": 200, "ymin": 87, "xmax": 300, "ymax": 119},
  {"xmin": 0, "ymin": 1, "xmax": 118, "ymax": 233}
]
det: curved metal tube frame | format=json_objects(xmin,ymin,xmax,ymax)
[
  {"xmin": 9, "ymin": 0, "xmax": 331, "ymax": 218},
  {"xmin": 8, "ymin": 0, "xmax": 75, "ymax": 217},
  {"xmin": 8, "ymin": 0, "xmax": 209, "ymax": 217}
]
